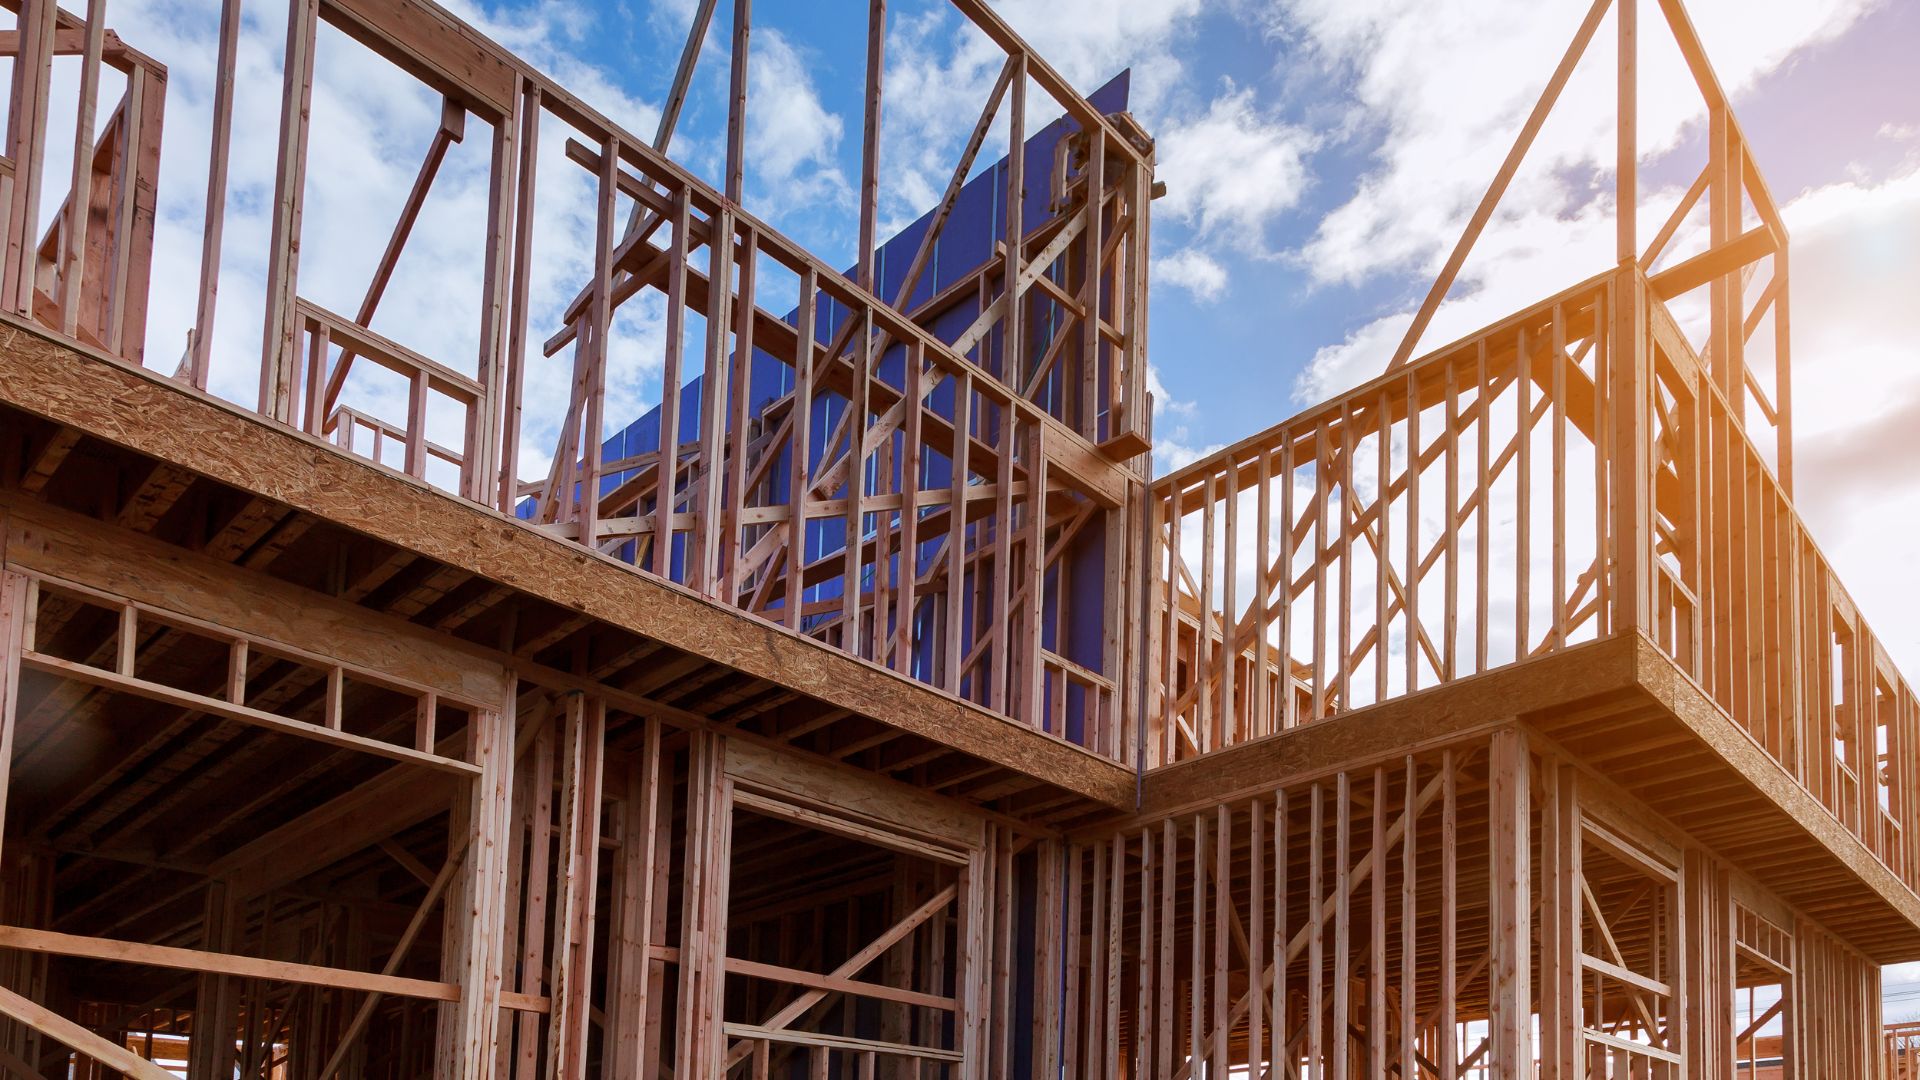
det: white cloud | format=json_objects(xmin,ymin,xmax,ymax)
[
  {"xmin": 878, "ymin": 0, "xmax": 1205, "ymax": 234},
  {"xmin": 1291, "ymin": 190, "xmax": 1622, "ymax": 404},
  {"xmin": 1771, "ymin": 164, "xmax": 1920, "ymax": 675},
  {"xmin": 1292, "ymin": 152, "xmax": 1920, "ymax": 681},
  {"xmin": 1155, "ymin": 248, "xmax": 1230, "ymax": 302},
  {"xmin": 988, "ymin": 0, "xmax": 1204, "ymax": 120},
  {"xmin": 87, "ymin": 0, "xmax": 673, "ymax": 488},
  {"xmin": 1283, "ymin": 0, "xmax": 1880, "ymax": 406},
  {"xmin": 1276, "ymin": 0, "xmax": 1875, "ymax": 288},
  {"xmin": 1155, "ymin": 82, "xmax": 1318, "ymax": 246},
  {"xmin": 1146, "ymin": 364, "xmax": 1224, "ymax": 471},
  {"xmin": 744, "ymin": 28, "xmax": 850, "ymax": 214}
]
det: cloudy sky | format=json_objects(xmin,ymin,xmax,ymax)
[
  {"xmin": 52, "ymin": 0, "xmax": 1913, "ymax": 710},
  {"xmin": 724, "ymin": 0, "xmax": 1919, "ymax": 689},
  {"xmin": 183, "ymin": 2, "xmax": 1920, "ymax": 655},
  {"xmin": 64, "ymin": 0, "xmax": 1918, "ymax": 761}
]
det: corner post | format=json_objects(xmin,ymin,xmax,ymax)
[
  {"xmin": 447, "ymin": 699, "xmax": 515, "ymax": 1078},
  {"xmin": 1538, "ymin": 758, "xmax": 1582, "ymax": 1078},
  {"xmin": 673, "ymin": 730, "xmax": 732, "ymax": 1078},
  {"xmin": 472, "ymin": 80, "xmax": 523, "ymax": 505}
]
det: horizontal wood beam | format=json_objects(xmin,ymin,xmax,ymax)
[
  {"xmin": 0, "ymin": 924, "xmax": 546, "ymax": 1012},
  {"xmin": 0, "ymin": 324, "xmax": 1134, "ymax": 808},
  {"xmin": 725, "ymin": 956, "xmax": 956, "ymax": 1012},
  {"xmin": 1647, "ymin": 225, "xmax": 1775, "ymax": 300},
  {"xmin": 722, "ymin": 1022, "xmax": 963, "ymax": 1063},
  {"xmin": 0, "ymin": 490, "xmax": 509, "ymax": 705}
]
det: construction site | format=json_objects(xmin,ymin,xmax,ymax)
[{"xmin": 0, "ymin": 0, "xmax": 1912, "ymax": 1074}]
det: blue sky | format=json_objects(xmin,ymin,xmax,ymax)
[
  {"xmin": 569, "ymin": 0, "xmax": 1918, "ymax": 452},
  {"xmin": 525, "ymin": 0, "xmax": 1920, "ymax": 694},
  {"xmin": 79, "ymin": 0, "xmax": 1913, "ymax": 710},
  {"xmin": 84, "ymin": 0, "xmax": 1911, "ymax": 699}
]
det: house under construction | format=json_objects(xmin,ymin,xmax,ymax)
[{"xmin": 0, "ymin": 0, "xmax": 1912, "ymax": 1076}]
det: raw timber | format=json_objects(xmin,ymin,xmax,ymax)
[{"xmin": 0, "ymin": 0, "xmax": 1911, "ymax": 1074}]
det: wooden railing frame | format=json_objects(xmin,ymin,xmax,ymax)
[{"xmin": 1149, "ymin": 263, "xmax": 1920, "ymax": 899}]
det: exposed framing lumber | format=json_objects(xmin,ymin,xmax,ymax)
[{"xmin": 0, "ymin": 1, "xmax": 1907, "ymax": 1078}]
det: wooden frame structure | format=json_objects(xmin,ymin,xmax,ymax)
[
  {"xmin": 0, "ymin": 0, "xmax": 1912, "ymax": 1075},
  {"xmin": 237, "ymin": 0, "xmax": 1155, "ymax": 758}
]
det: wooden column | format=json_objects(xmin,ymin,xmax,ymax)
[
  {"xmin": 1773, "ymin": 249, "xmax": 1794, "ymax": 496},
  {"xmin": 508, "ymin": 712, "xmax": 556, "ymax": 1080},
  {"xmin": 471, "ymin": 81, "xmax": 522, "ymax": 505},
  {"xmin": 857, "ymin": 0, "xmax": 884, "ymax": 292},
  {"xmin": 576, "ymin": 137, "xmax": 618, "ymax": 547},
  {"xmin": 1539, "ymin": 759, "xmax": 1581, "ymax": 1078},
  {"xmin": 675, "ymin": 730, "xmax": 733, "ymax": 1079},
  {"xmin": 1682, "ymin": 850, "xmax": 1733, "ymax": 1079},
  {"xmin": 3, "ymin": 0, "xmax": 55, "ymax": 316},
  {"xmin": 497, "ymin": 84, "xmax": 541, "ymax": 512},
  {"xmin": 187, "ymin": 882, "xmax": 240, "ymax": 1080},
  {"xmin": 114, "ymin": 67, "xmax": 164, "ymax": 365},
  {"xmin": 1487, "ymin": 726, "xmax": 1533, "ymax": 1075},
  {"xmin": 954, "ymin": 825, "xmax": 989, "ymax": 1080},
  {"xmin": 1608, "ymin": 266, "xmax": 1651, "ymax": 640},
  {"xmin": 259, "ymin": 0, "xmax": 320, "ymax": 422},
  {"xmin": 1616, "ymin": 0, "xmax": 1637, "ymax": 265},
  {"xmin": 1002, "ymin": 54, "xmax": 1026, "ymax": 388},
  {"xmin": 57, "ymin": 0, "xmax": 105, "ymax": 341},
  {"xmin": 1721, "ymin": 119, "xmax": 1748, "ymax": 422},
  {"xmin": 438, "ymin": 794, "xmax": 475, "ymax": 1069},
  {"xmin": 694, "ymin": 198, "xmax": 734, "ymax": 595},
  {"xmin": 1023, "ymin": 421, "xmax": 1045, "ymax": 727},
  {"xmin": 0, "ymin": 716, "xmax": 48, "ymax": 1076},
  {"xmin": 1030, "ymin": 837, "xmax": 1063, "ymax": 1079},
  {"xmin": 443, "ymin": 701, "xmax": 516, "ymax": 1078},
  {"xmin": 606, "ymin": 719, "xmax": 668, "ymax": 1079},
  {"xmin": 546, "ymin": 694, "xmax": 605, "ymax": 1079},
  {"xmin": 188, "ymin": 0, "xmax": 245, "ymax": 387}
]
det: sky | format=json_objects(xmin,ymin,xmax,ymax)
[
  {"xmin": 42, "ymin": 0, "xmax": 1920, "ymax": 1007},
  {"xmin": 81, "ymin": 0, "xmax": 1913, "ymax": 679}
]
